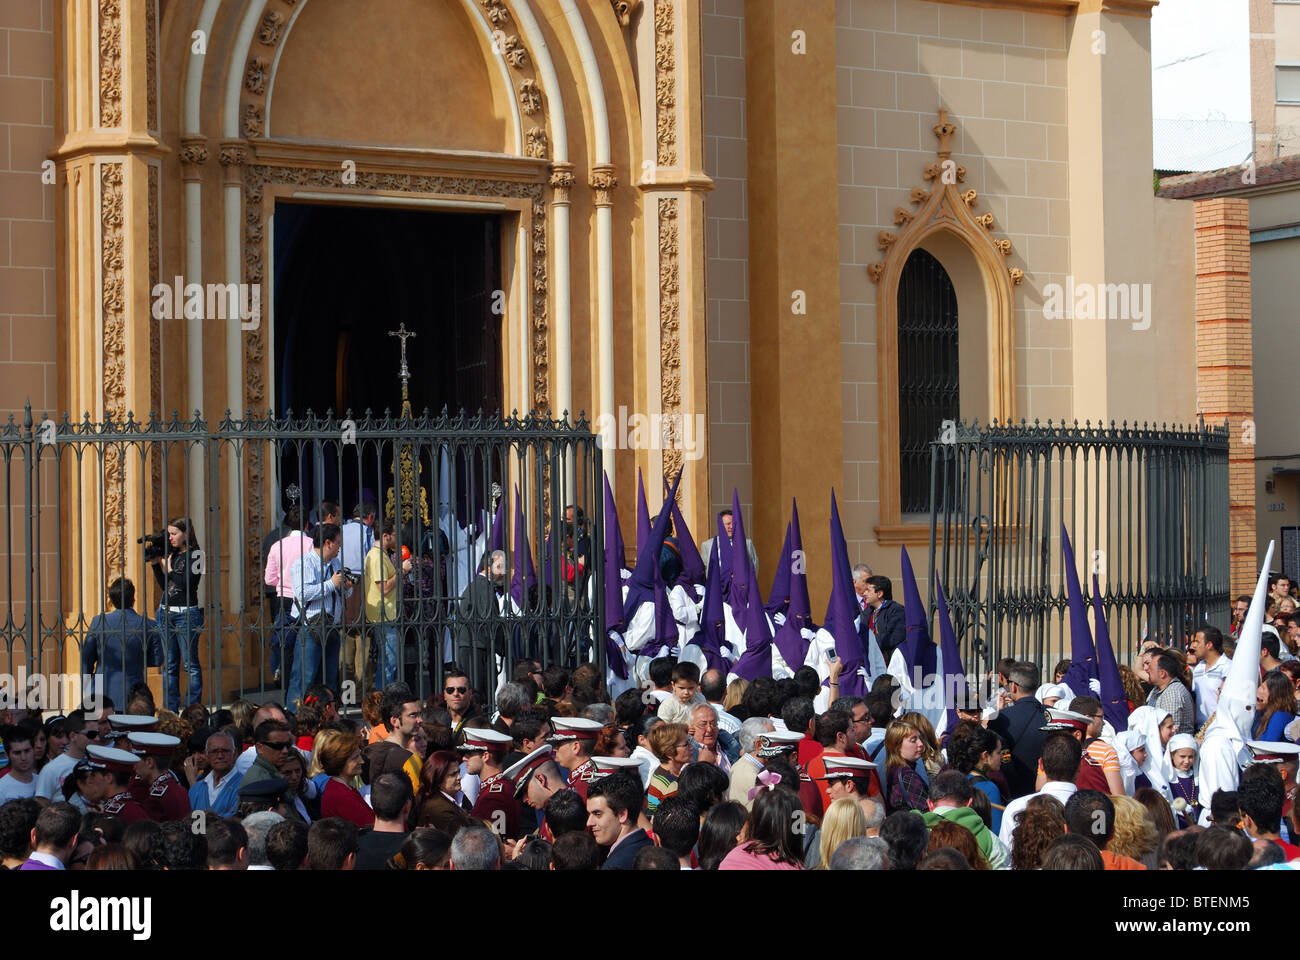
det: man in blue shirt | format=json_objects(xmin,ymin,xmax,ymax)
[
  {"xmin": 188, "ymin": 730, "xmax": 243, "ymax": 818},
  {"xmin": 288, "ymin": 523, "xmax": 350, "ymax": 709},
  {"xmin": 81, "ymin": 578, "xmax": 162, "ymax": 709}
]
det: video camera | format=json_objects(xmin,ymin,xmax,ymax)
[
  {"xmin": 137, "ymin": 531, "xmax": 168, "ymax": 562},
  {"xmin": 341, "ymin": 567, "xmax": 362, "ymax": 585}
]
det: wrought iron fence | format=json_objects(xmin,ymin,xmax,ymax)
[
  {"xmin": 0, "ymin": 404, "xmax": 604, "ymax": 713},
  {"xmin": 928, "ymin": 419, "xmax": 1231, "ymax": 678}
]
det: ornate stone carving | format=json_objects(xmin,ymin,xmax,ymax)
[
  {"xmin": 178, "ymin": 139, "xmax": 209, "ymax": 165},
  {"xmin": 258, "ymin": 10, "xmax": 284, "ymax": 45},
  {"xmin": 610, "ymin": 1, "xmax": 641, "ymax": 27},
  {"xmin": 922, "ymin": 161, "xmax": 967, "ymax": 184},
  {"xmin": 501, "ymin": 35, "xmax": 529, "ymax": 69},
  {"xmin": 245, "ymin": 57, "xmax": 270, "ymax": 96},
  {"xmin": 145, "ymin": 0, "xmax": 157, "ymax": 130},
  {"xmin": 219, "ymin": 143, "xmax": 248, "ymax": 167},
  {"xmin": 910, "ymin": 188, "xmax": 930, "ymax": 205},
  {"xmin": 975, "ymin": 212, "xmax": 994, "ymax": 229},
  {"xmin": 98, "ymin": 0, "xmax": 122, "ymax": 127},
  {"xmin": 868, "ymin": 263, "xmax": 885, "ymax": 284},
  {"xmin": 518, "ymin": 79, "xmax": 542, "ymax": 115},
  {"xmin": 480, "ymin": 0, "xmax": 511, "ymax": 26},
  {"xmin": 993, "ymin": 238, "xmax": 1012, "ymax": 256},
  {"xmin": 893, "ymin": 206, "xmax": 913, "ymax": 227},
  {"xmin": 525, "ymin": 127, "xmax": 549, "ymax": 159},
  {"xmin": 658, "ymin": 197, "xmax": 682, "ymax": 486},
  {"xmin": 148, "ymin": 165, "xmax": 162, "ymax": 519},
  {"xmin": 549, "ymin": 163, "xmax": 575, "ymax": 203},
  {"xmin": 961, "ymin": 189, "xmax": 978, "ymax": 207},
  {"xmin": 589, "ymin": 167, "xmax": 617, "ymax": 206},
  {"xmin": 933, "ymin": 109, "xmax": 957, "ymax": 156},
  {"xmin": 878, "ymin": 232, "xmax": 897, "ymax": 251},
  {"xmin": 1008, "ymin": 267, "xmax": 1025, "ymax": 285},
  {"xmin": 242, "ymin": 103, "xmax": 264, "ymax": 139},
  {"xmin": 101, "ymin": 163, "xmax": 126, "ymax": 575},
  {"xmin": 654, "ymin": 0, "xmax": 677, "ymax": 166}
]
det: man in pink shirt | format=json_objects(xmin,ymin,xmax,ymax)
[{"xmin": 265, "ymin": 519, "xmax": 313, "ymax": 684}]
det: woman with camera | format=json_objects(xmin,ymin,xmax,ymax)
[{"xmin": 150, "ymin": 517, "xmax": 204, "ymax": 712}]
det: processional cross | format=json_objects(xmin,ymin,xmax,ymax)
[
  {"xmin": 388, "ymin": 322, "xmax": 417, "ymax": 411},
  {"xmin": 385, "ymin": 321, "xmax": 430, "ymax": 525}
]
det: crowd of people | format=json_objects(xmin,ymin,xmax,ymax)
[{"xmin": 4, "ymin": 474, "xmax": 1298, "ymax": 872}]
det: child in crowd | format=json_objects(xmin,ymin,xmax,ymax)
[{"xmin": 1163, "ymin": 733, "xmax": 1200, "ymax": 828}]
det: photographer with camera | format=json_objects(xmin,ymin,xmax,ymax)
[
  {"xmin": 149, "ymin": 518, "xmax": 204, "ymax": 713},
  {"xmin": 288, "ymin": 523, "xmax": 352, "ymax": 711}
]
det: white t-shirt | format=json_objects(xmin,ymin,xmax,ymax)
[
  {"xmin": 34, "ymin": 752, "xmax": 80, "ymax": 800},
  {"xmin": 0, "ymin": 772, "xmax": 38, "ymax": 804}
]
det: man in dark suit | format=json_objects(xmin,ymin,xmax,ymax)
[
  {"xmin": 454, "ymin": 549, "xmax": 507, "ymax": 690},
  {"xmin": 587, "ymin": 771, "xmax": 653, "ymax": 869},
  {"xmin": 81, "ymin": 577, "xmax": 162, "ymax": 708},
  {"xmin": 987, "ymin": 661, "xmax": 1049, "ymax": 800},
  {"xmin": 858, "ymin": 575, "xmax": 905, "ymax": 666}
]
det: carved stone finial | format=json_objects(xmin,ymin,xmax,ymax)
[
  {"xmin": 878, "ymin": 231, "xmax": 897, "ymax": 251},
  {"xmin": 868, "ymin": 263, "xmax": 886, "ymax": 284},
  {"xmin": 893, "ymin": 206, "xmax": 914, "ymax": 227},
  {"xmin": 975, "ymin": 212, "xmax": 994, "ymax": 229},
  {"xmin": 518, "ymin": 79, "xmax": 542, "ymax": 115},
  {"xmin": 922, "ymin": 162, "xmax": 940, "ymax": 182},
  {"xmin": 961, "ymin": 189, "xmax": 978, "ymax": 207},
  {"xmin": 1009, "ymin": 267, "xmax": 1025, "ymax": 285},
  {"xmin": 933, "ymin": 108, "xmax": 957, "ymax": 157},
  {"xmin": 910, "ymin": 187, "xmax": 931, "ymax": 205},
  {"xmin": 993, "ymin": 238, "xmax": 1012, "ymax": 255}
]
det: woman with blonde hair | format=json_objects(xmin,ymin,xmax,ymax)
[
  {"xmin": 898, "ymin": 711, "xmax": 943, "ymax": 780},
  {"xmin": 1108, "ymin": 794, "xmax": 1160, "ymax": 868},
  {"xmin": 645, "ymin": 722, "xmax": 691, "ymax": 814},
  {"xmin": 809, "ymin": 796, "xmax": 867, "ymax": 869},
  {"xmin": 883, "ymin": 719, "xmax": 930, "ymax": 814},
  {"xmin": 722, "ymin": 678, "xmax": 748, "ymax": 717}
]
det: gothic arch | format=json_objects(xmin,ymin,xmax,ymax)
[{"xmin": 869, "ymin": 111, "xmax": 1021, "ymax": 544}]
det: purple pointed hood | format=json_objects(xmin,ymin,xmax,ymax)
[
  {"xmin": 898, "ymin": 546, "xmax": 939, "ymax": 679},
  {"xmin": 728, "ymin": 489, "xmax": 753, "ymax": 622},
  {"xmin": 1092, "ymin": 573, "xmax": 1128, "ymax": 732},
  {"xmin": 766, "ymin": 521, "xmax": 793, "ymax": 620},
  {"xmin": 603, "ymin": 473, "xmax": 626, "ymax": 633},
  {"xmin": 636, "ymin": 469, "xmax": 651, "ymax": 564},
  {"xmin": 732, "ymin": 568, "xmax": 775, "ymax": 681},
  {"xmin": 622, "ymin": 470, "xmax": 683, "ymax": 654},
  {"xmin": 510, "ymin": 486, "xmax": 537, "ymax": 610},
  {"xmin": 825, "ymin": 491, "xmax": 868, "ymax": 698},
  {"xmin": 666, "ymin": 472, "xmax": 706, "ymax": 588},
  {"xmin": 935, "ymin": 571, "xmax": 965, "ymax": 737},
  {"xmin": 1060, "ymin": 526, "xmax": 1100, "ymax": 697},
  {"xmin": 696, "ymin": 544, "xmax": 732, "ymax": 673},
  {"xmin": 605, "ymin": 472, "xmax": 627, "ymax": 574},
  {"xmin": 771, "ymin": 500, "xmax": 815, "ymax": 667}
]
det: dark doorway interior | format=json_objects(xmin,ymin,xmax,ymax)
[{"xmin": 272, "ymin": 202, "xmax": 502, "ymax": 514}]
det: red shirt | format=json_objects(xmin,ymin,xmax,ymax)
[
  {"xmin": 1273, "ymin": 838, "xmax": 1300, "ymax": 861},
  {"xmin": 322, "ymin": 778, "xmax": 375, "ymax": 828},
  {"xmin": 798, "ymin": 736, "xmax": 823, "ymax": 769}
]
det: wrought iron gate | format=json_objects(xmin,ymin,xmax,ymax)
[
  {"xmin": 928, "ymin": 419, "xmax": 1231, "ymax": 677},
  {"xmin": 0, "ymin": 404, "xmax": 603, "ymax": 712}
]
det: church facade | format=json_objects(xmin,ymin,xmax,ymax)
[{"xmin": 0, "ymin": 0, "xmax": 1259, "ymax": 696}]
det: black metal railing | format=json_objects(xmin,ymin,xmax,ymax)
[
  {"xmin": 928, "ymin": 419, "xmax": 1230, "ymax": 677},
  {"xmin": 0, "ymin": 404, "xmax": 604, "ymax": 712}
]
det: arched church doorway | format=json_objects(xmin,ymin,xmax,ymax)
[{"xmin": 271, "ymin": 202, "xmax": 503, "ymax": 516}]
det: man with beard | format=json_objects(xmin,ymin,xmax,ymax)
[
  {"xmin": 454, "ymin": 549, "xmax": 508, "ymax": 692},
  {"xmin": 366, "ymin": 684, "xmax": 423, "ymax": 794}
]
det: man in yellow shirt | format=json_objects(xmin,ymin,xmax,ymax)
[{"xmin": 365, "ymin": 522, "xmax": 412, "ymax": 689}]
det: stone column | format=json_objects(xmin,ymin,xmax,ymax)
[
  {"xmin": 53, "ymin": 0, "xmax": 165, "ymax": 642},
  {"xmin": 1193, "ymin": 197, "xmax": 1256, "ymax": 595},
  {"xmin": 744, "ymin": 0, "xmax": 843, "ymax": 611}
]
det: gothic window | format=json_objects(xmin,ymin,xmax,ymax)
[{"xmin": 897, "ymin": 248, "xmax": 959, "ymax": 515}]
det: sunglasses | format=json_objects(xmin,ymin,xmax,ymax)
[
  {"xmin": 82, "ymin": 730, "xmax": 100, "ymax": 740},
  {"xmin": 444, "ymin": 686, "xmax": 468, "ymax": 695},
  {"xmin": 261, "ymin": 741, "xmax": 294, "ymax": 751}
]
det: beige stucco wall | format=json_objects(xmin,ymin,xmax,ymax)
[
  {"xmin": 702, "ymin": 0, "xmax": 752, "ymax": 521},
  {"xmin": 835, "ymin": 0, "xmax": 1070, "ymax": 573},
  {"xmin": 1249, "ymin": 187, "xmax": 1300, "ymax": 562},
  {"xmin": 0, "ymin": 0, "xmax": 57, "ymax": 420}
]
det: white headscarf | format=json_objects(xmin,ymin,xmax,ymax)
[
  {"xmin": 1128, "ymin": 705, "xmax": 1173, "ymax": 798},
  {"xmin": 1162, "ymin": 732, "xmax": 1199, "ymax": 784},
  {"xmin": 1115, "ymin": 729, "xmax": 1148, "ymax": 795},
  {"xmin": 1035, "ymin": 682, "xmax": 1071, "ymax": 705}
]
